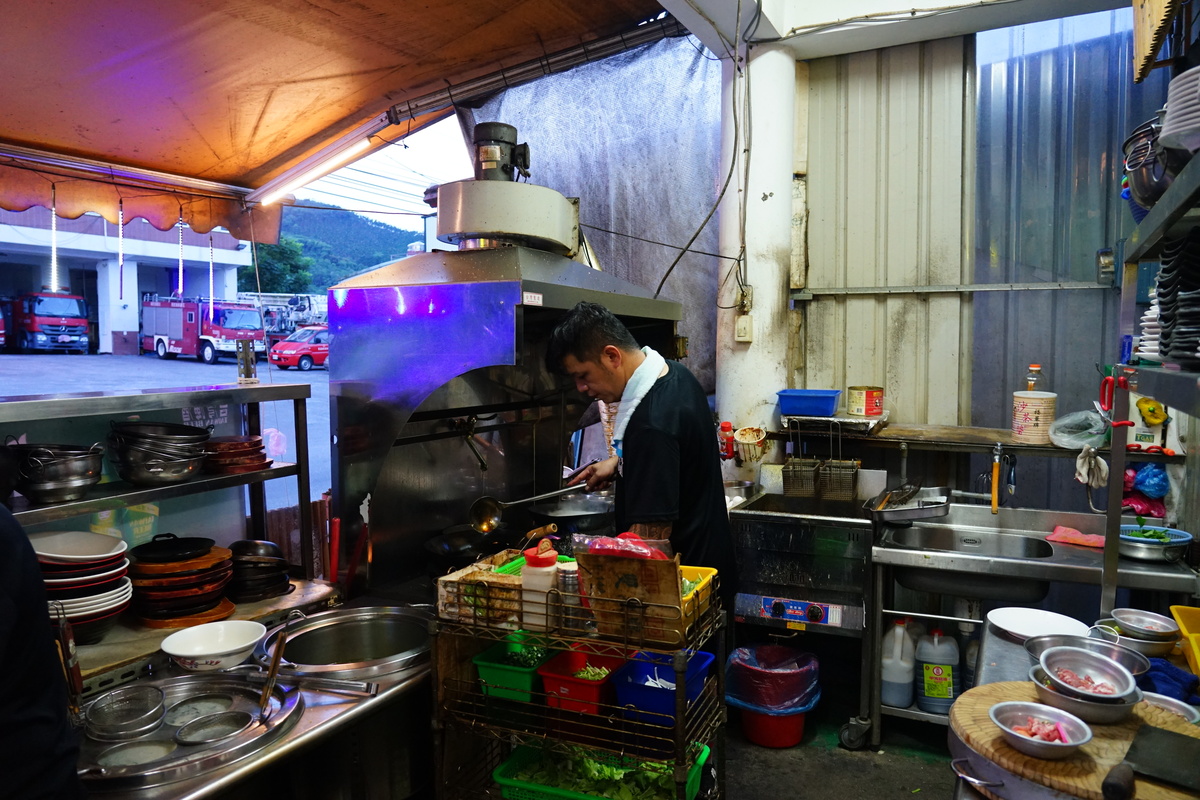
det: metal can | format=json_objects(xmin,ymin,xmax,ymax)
[{"xmin": 847, "ymin": 386, "xmax": 884, "ymax": 417}]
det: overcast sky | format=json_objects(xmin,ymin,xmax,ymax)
[{"xmin": 294, "ymin": 116, "xmax": 473, "ymax": 232}]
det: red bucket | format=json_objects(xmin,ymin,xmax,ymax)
[{"xmin": 742, "ymin": 709, "xmax": 806, "ymax": 748}]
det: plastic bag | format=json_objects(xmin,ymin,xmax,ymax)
[
  {"xmin": 1123, "ymin": 490, "xmax": 1166, "ymax": 517},
  {"xmin": 724, "ymin": 645, "xmax": 821, "ymax": 716},
  {"xmin": 1049, "ymin": 410, "xmax": 1108, "ymax": 449},
  {"xmin": 1133, "ymin": 463, "xmax": 1170, "ymax": 499},
  {"xmin": 572, "ymin": 531, "xmax": 672, "ymax": 560},
  {"xmin": 1124, "ymin": 468, "xmax": 1138, "ymax": 492}
]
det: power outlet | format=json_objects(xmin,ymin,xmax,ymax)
[
  {"xmin": 740, "ymin": 285, "xmax": 753, "ymax": 313},
  {"xmin": 734, "ymin": 314, "xmax": 753, "ymax": 343}
]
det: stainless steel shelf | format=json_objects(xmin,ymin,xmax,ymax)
[
  {"xmin": 1126, "ymin": 153, "xmax": 1200, "ymax": 263},
  {"xmin": 10, "ymin": 463, "xmax": 298, "ymax": 526},
  {"xmin": 880, "ymin": 704, "xmax": 950, "ymax": 726},
  {"xmin": 0, "ymin": 382, "xmax": 310, "ymax": 423},
  {"xmin": 1132, "ymin": 366, "xmax": 1200, "ymax": 419}
]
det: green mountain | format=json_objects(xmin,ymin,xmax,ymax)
[{"xmin": 280, "ymin": 202, "xmax": 423, "ymax": 290}]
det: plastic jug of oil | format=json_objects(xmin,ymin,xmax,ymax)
[
  {"xmin": 914, "ymin": 629, "xmax": 960, "ymax": 714},
  {"xmin": 880, "ymin": 620, "xmax": 915, "ymax": 708}
]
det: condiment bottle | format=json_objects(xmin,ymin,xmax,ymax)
[
  {"xmin": 520, "ymin": 539, "xmax": 559, "ymax": 631},
  {"xmin": 913, "ymin": 628, "xmax": 960, "ymax": 715},
  {"xmin": 718, "ymin": 421, "xmax": 735, "ymax": 460},
  {"xmin": 1024, "ymin": 364, "xmax": 1044, "ymax": 391},
  {"xmin": 880, "ymin": 619, "xmax": 915, "ymax": 708}
]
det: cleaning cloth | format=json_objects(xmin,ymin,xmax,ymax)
[
  {"xmin": 610, "ymin": 346, "xmax": 665, "ymax": 459},
  {"xmin": 1046, "ymin": 525, "xmax": 1105, "ymax": 549},
  {"xmin": 1137, "ymin": 658, "xmax": 1200, "ymax": 705}
]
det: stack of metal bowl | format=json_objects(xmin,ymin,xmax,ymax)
[
  {"xmin": 6, "ymin": 441, "xmax": 105, "ymax": 504},
  {"xmin": 1091, "ymin": 607, "xmax": 1182, "ymax": 658},
  {"xmin": 107, "ymin": 421, "xmax": 211, "ymax": 486}
]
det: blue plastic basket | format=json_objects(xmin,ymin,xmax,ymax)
[
  {"xmin": 1119, "ymin": 524, "xmax": 1192, "ymax": 544},
  {"xmin": 611, "ymin": 650, "xmax": 714, "ymax": 725},
  {"xmin": 777, "ymin": 389, "xmax": 841, "ymax": 417}
]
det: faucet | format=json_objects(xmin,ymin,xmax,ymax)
[{"xmin": 990, "ymin": 442, "xmax": 1003, "ymax": 515}]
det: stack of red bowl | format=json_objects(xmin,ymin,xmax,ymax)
[
  {"xmin": 203, "ymin": 435, "xmax": 272, "ymax": 475},
  {"xmin": 31, "ymin": 530, "xmax": 131, "ymax": 645}
]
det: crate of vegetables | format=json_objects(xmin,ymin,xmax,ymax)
[
  {"xmin": 473, "ymin": 634, "xmax": 553, "ymax": 702},
  {"xmin": 536, "ymin": 649, "xmax": 627, "ymax": 714},
  {"xmin": 493, "ymin": 744, "xmax": 710, "ymax": 800}
]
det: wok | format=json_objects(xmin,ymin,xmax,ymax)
[{"xmin": 527, "ymin": 491, "xmax": 615, "ymax": 553}]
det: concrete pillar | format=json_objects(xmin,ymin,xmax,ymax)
[
  {"xmin": 96, "ymin": 259, "xmax": 141, "ymax": 355},
  {"xmin": 715, "ymin": 44, "xmax": 799, "ymax": 477}
]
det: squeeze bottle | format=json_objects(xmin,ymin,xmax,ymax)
[
  {"xmin": 880, "ymin": 620, "xmax": 915, "ymax": 708},
  {"xmin": 520, "ymin": 540, "xmax": 559, "ymax": 630},
  {"xmin": 913, "ymin": 628, "xmax": 960, "ymax": 714},
  {"xmin": 718, "ymin": 421, "xmax": 735, "ymax": 460}
]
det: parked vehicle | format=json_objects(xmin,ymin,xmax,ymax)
[
  {"xmin": 141, "ymin": 296, "xmax": 264, "ymax": 364},
  {"xmin": 269, "ymin": 325, "xmax": 330, "ymax": 371},
  {"xmin": 5, "ymin": 289, "xmax": 89, "ymax": 353},
  {"xmin": 237, "ymin": 292, "xmax": 327, "ymax": 348}
]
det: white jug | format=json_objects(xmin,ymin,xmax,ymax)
[{"xmin": 880, "ymin": 620, "xmax": 915, "ymax": 708}]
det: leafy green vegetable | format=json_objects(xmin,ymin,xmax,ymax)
[
  {"xmin": 573, "ymin": 664, "xmax": 611, "ymax": 681},
  {"xmin": 1126, "ymin": 528, "xmax": 1171, "ymax": 542},
  {"xmin": 681, "ymin": 577, "xmax": 701, "ymax": 597},
  {"xmin": 500, "ymin": 646, "xmax": 548, "ymax": 668},
  {"xmin": 509, "ymin": 747, "xmax": 682, "ymax": 800}
]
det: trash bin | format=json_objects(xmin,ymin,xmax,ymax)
[{"xmin": 724, "ymin": 645, "xmax": 820, "ymax": 748}]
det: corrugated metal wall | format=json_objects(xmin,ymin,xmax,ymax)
[
  {"xmin": 805, "ymin": 38, "xmax": 973, "ymax": 426},
  {"xmin": 971, "ymin": 11, "xmax": 1168, "ymax": 509}
]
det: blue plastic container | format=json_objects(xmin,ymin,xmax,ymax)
[
  {"xmin": 777, "ymin": 389, "xmax": 841, "ymax": 417},
  {"xmin": 612, "ymin": 650, "xmax": 715, "ymax": 725}
]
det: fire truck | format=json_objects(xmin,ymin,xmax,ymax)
[
  {"xmin": 141, "ymin": 296, "xmax": 265, "ymax": 364},
  {"xmin": 4, "ymin": 289, "xmax": 90, "ymax": 353}
]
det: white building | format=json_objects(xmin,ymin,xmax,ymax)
[{"xmin": 0, "ymin": 207, "xmax": 251, "ymax": 354}]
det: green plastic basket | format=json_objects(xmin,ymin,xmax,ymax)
[
  {"xmin": 472, "ymin": 637, "xmax": 553, "ymax": 702},
  {"xmin": 493, "ymin": 744, "xmax": 710, "ymax": 800}
]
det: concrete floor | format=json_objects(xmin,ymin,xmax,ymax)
[{"xmin": 723, "ymin": 697, "xmax": 957, "ymax": 799}]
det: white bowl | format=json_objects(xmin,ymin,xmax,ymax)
[
  {"xmin": 42, "ymin": 559, "xmax": 130, "ymax": 584},
  {"xmin": 29, "ymin": 530, "xmax": 128, "ymax": 562},
  {"xmin": 161, "ymin": 620, "xmax": 267, "ymax": 671}
]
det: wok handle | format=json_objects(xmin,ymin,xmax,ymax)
[
  {"xmin": 563, "ymin": 458, "xmax": 600, "ymax": 485},
  {"xmin": 505, "ymin": 484, "xmax": 585, "ymax": 508},
  {"xmin": 949, "ymin": 758, "xmax": 1003, "ymax": 789}
]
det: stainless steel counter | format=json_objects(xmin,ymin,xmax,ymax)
[
  {"xmin": 85, "ymin": 663, "xmax": 430, "ymax": 799},
  {"xmin": 950, "ymin": 624, "xmax": 1031, "ymax": 800},
  {"xmin": 872, "ymin": 503, "xmax": 1197, "ymax": 594}
]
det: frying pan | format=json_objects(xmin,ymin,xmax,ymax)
[{"xmin": 131, "ymin": 533, "xmax": 215, "ymax": 563}]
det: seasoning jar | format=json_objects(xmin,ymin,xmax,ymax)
[
  {"xmin": 520, "ymin": 540, "xmax": 558, "ymax": 631},
  {"xmin": 556, "ymin": 562, "xmax": 586, "ymax": 633}
]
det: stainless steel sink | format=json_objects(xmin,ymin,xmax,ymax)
[{"xmin": 877, "ymin": 524, "xmax": 1054, "ymax": 601}]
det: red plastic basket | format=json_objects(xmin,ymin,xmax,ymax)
[{"xmin": 535, "ymin": 650, "xmax": 626, "ymax": 714}]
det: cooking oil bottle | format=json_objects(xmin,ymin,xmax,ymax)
[
  {"xmin": 880, "ymin": 620, "xmax": 915, "ymax": 708},
  {"xmin": 1024, "ymin": 364, "xmax": 1045, "ymax": 391}
]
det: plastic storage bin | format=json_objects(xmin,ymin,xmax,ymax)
[
  {"xmin": 612, "ymin": 650, "xmax": 715, "ymax": 725},
  {"xmin": 493, "ymin": 744, "xmax": 710, "ymax": 800},
  {"xmin": 777, "ymin": 389, "xmax": 841, "ymax": 417},
  {"xmin": 1170, "ymin": 605, "xmax": 1200, "ymax": 674},
  {"xmin": 536, "ymin": 649, "xmax": 627, "ymax": 714},
  {"xmin": 472, "ymin": 635, "xmax": 552, "ymax": 702}
]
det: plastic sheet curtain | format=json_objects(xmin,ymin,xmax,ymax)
[
  {"xmin": 971, "ymin": 9, "xmax": 1169, "ymax": 511},
  {"xmin": 463, "ymin": 36, "xmax": 723, "ymax": 391}
]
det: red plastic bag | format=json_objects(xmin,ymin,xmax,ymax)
[{"xmin": 575, "ymin": 531, "xmax": 672, "ymax": 560}]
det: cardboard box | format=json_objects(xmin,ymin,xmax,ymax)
[{"xmin": 436, "ymin": 549, "xmax": 524, "ymax": 629}]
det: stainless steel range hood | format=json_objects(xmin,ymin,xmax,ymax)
[{"xmin": 327, "ymin": 124, "xmax": 681, "ymax": 596}]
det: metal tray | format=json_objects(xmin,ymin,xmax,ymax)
[{"xmin": 864, "ymin": 486, "xmax": 950, "ymax": 522}]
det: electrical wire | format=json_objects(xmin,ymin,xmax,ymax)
[
  {"xmin": 654, "ymin": 0, "xmax": 746, "ymax": 299},
  {"xmin": 580, "ymin": 223, "xmax": 739, "ymax": 261}
]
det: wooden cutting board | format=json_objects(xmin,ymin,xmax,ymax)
[
  {"xmin": 950, "ymin": 681, "xmax": 1200, "ymax": 800},
  {"xmin": 134, "ymin": 596, "xmax": 236, "ymax": 629}
]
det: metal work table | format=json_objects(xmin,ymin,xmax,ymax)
[
  {"xmin": 950, "ymin": 624, "xmax": 1032, "ymax": 800},
  {"xmin": 83, "ymin": 662, "xmax": 430, "ymax": 800}
]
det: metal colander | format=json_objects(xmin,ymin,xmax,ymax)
[{"xmin": 85, "ymin": 685, "xmax": 166, "ymax": 741}]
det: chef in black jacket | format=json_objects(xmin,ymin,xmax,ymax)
[
  {"xmin": 0, "ymin": 505, "xmax": 87, "ymax": 800},
  {"xmin": 545, "ymin": 301, "xmax": 736, "ymax": 601}
]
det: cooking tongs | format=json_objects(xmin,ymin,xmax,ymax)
[{"xmin": 873, "ymin": 481, "xmax": 922, "ymax": 511}]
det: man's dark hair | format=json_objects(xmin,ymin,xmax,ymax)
[{"xmin": 545, "ymin": 301, "xmax": 641, "ymax": 374}]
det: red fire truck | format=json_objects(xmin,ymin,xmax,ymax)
[
  {"xmin": 141, "ymin": 296, "xmax": 265, "ymax": 364},
  {"xmin": 4, "ymin": 289, "xmax": 90, "ymax": 353}
]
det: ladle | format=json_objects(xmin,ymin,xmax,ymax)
[{"xmin": 469, "ymin": 484, "xmax": 586, "ymax": 534}]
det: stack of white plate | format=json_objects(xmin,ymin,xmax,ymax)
[
  {"xmin": 1137, "ymin": 288, "xmax": 1163, "ymax": 362},
  {"xmin": 33, "ymin": 530, "xmax": 132, "ymax": 644},
  {"xmin": 1161, "ymin": 66, "xmax": 1200, "ymax": 153}
]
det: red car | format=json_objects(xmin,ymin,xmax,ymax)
[{"xmin": 269, "ymin": 325, "xmax": 330, "ymax": 370}]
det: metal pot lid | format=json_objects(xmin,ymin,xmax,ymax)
[
  {"xmin": 131, "ymin": 533, "xmax": 216, "ymax": 563},
  {"xmin": 254, "ymin": 606, "xmax": 431, "ymax": 680}
]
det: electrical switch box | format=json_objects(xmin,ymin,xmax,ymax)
[{"xmin": 734, "ymin": 315, "xmax": 753, "ymax": 343}]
